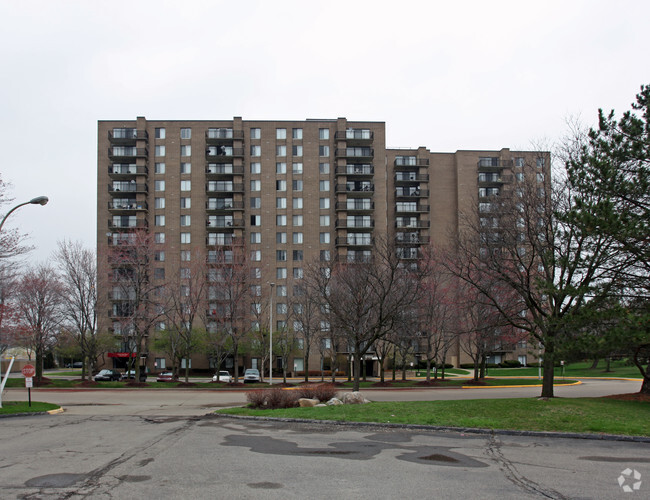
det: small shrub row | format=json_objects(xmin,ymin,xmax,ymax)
[
  {"xmin": 295, "ymin": 370, "xmax": 339, "ymax": 377},
  {"xmin": 295, "ymin": 383, "xmax": 338, "ymax": 402},
  {"xmin": 458, "ymin": 361, "xmax": 522, "ymax": 369},
  {"xmin": 247, "ymin": 387, "xmax": 299, "ymax": 409}
]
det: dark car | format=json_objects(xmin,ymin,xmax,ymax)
[{"xmin": 94, "ymin": 369, "xmax": 122, "ymax": 381}]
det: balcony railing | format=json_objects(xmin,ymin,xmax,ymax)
[
  {"xmin": 108, "ymin": 165, "xmax": 148, "ymax": 176},
  {"xmin": 108, "ymin": 129, "xmax": 148, "ymax": 144},
  {"xmin": 394, "ymin": 157, "xmax": 429, "ymax": 167},
  {"xmin": 205, "ymin": 165, "xmax": 244, "ymax": 176},
  {"xmin": 335, "ymin": 130, "xmax": 374, "ymax": 141},
  {"xmin": 206, "ymin": 183, "xmax": 244, "ymax": 193},
  {"xmin": 108, "ymin": 183, "xmax": 148, "ymax": 194},
  {"xmin": 205, "ymin": 147, "xmax": 244, "ymax": 158},
  {"xmin": 205, "ymin": 201, "xmax": 244, "ymax": 211},
  {"xmin": 335, "ymin": 219, "xmax": 375, "ymax": 229},
  {"xmin": 108, "ymin": 147, "xmax": 148, "ymax": 160},
  {"xmin": 336, "ymin": 237, "xmax": 373, "ymax": 247},
  {"xmin": 335, "ymin": 148, "xmax": 374, "ymax": 159},
  {"xmin": 394, "ymin": 173, "xmax": 429, "ymax": 183},
  {"xmin": 108, "ymin": 201, "xmax": 148, "ymax": 211},
  {"xmin": 205, "ymin": 129, "xmax": 244, "ymax": 143},
  {"xmin": 335, "ymin": 165, "xmax": 374, "ymax": 176},
  {"xmin": 396, "ymin": 204, "xmax": 430, "ymax": 213},
  {"xmin": 335, "ymin": 184, "xmax": 374, "ymax": 194},
  {"xmin": 396, "ymin": 235, "xmax": 430, "ymax": 245},
  {"xmin": 395, "ymin": 220, "xmax": 431, "ymax": 229},
  {"xmin": 108, "ymin": 219, "xmax": 148, "ymax": 229},
  {"xmin": 395, "ymin": 189, "xmax": 429, "ymax": 198},
  {"xmin": 206, "ymin": 218, "xmax": 244, "ymax": 229},
  {"xmin": 335, "ymin": 201, "xmax": 374, "ymax": 211}
]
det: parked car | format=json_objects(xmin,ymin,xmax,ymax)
[
  {"xmin": 243, "ymin": 369, "xmax": 261, "ymax": 383},
  {"xmin": 66, "ymin": 362, "xmax": 83, "ymax": 368},
  {"xmin": 212, "ymin": 371, "xmax": 233, "ymax": 383},
  {"xmin": 123, "ymin": 370, "xmax": 147, "ymax": 382},
  {"xmin": 156, "ymin": 371, "xmax": 178, "ymax": 383},
  {"xmin": 94, "ymin": 369, "xmax": 122, "ymax": 382}
]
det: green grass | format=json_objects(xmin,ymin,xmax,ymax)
[
  {"xmin": 217, "ymin": 397, "xmax": 650, "ymax": 437},
  {"xmin": 0, "ymin": 401, "xmax": 60, "ymax": 415},
  {"xmin": 485, "ymin": 360, "xmax": 643, "ymax": 379}
]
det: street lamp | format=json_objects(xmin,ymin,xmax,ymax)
[
  {"xmin": 269, "ymin": 282, "xmax": 275, "ymax": 385},
  {"xmin": 0, "ymin": 196, "xmax": 49, "ymax": 233}
]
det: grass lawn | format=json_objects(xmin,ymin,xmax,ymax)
[
  {"xmin": 0, "ymin": 401, "xmax": 60, "ymax": 415},
  {"xmin": 217, "ymin": 397, "xmax": 650, "ymax": 437},
  {"xmin": 485, "ymin": 360, "xmax": 642, "ymax": 379}
]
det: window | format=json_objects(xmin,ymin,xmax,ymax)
[
  {"xmin": 155, "ymin": 128, "xmax": 165, "ymax": 139},
  {"xmin": 250, "ymin": 180, "xmax": 261, "ymax": 191},
  {"xmin": 537, "ymin": 173, "xmax": 545, "ymax": 182},
  {"xmin": 276, "ymin": 145, "xmax": 286, "ymax": 157},
  {"xmin": 276, "ymin": 232, "xmax": 287, "ymax": 244},
  {"xmin": 293, "ymin": 267, "xmax": 303, "ymax": 279},
  {"xmin": 276, "ymin": 128, "xmax": 287, "ymax": 139},
  {"xmin": 155, "ymin": 251, "xmax": 165, "ymax": 262},
  {"xmin": 180, "ymin": 145, "xmax": 191, "ymax": 156},
  {"xmin": 181, "ymin": 232, "xmax": 191, "ymax": 244},
  {"xmin": 292, "ymin": 180, "xmax": 303, "ymax": 191},
  {"xmin": 319, "ymin": 198, "xmax": 330, "ymax": 209},
  {"xmin": 276, "ymin": 285, "xmax": 287, "ymax": 297},
  {"xmin": 319, "ymin": 180, "xmax": 330, "ymax": 191},
  {"xmin": 155, "ymin": 145, "xmax": 165, "ymax": 157},
  {"xmin": 180, "ymin": 180, "xmax": 191, "ymax": 191},
  {"xmin": 180, "ymin": 128, "xmax": 191, "ymax": 139},
  {"xmin": 319, "ymin": 128, "xmax": 329, "ymax": 140},
  {"xmin": 320, "ymin": 250, "xmax": 330, "ymax": 261},
  {"xmin": 155, "ymin": 232, "xmax": 165, "ymax": 243},
  {"xmin": 276, "ymin": 267, "xmax": 287, "ymax": 279},
  {"xmin": 320, "ymin": 232, "xmax": 330, "ymax": 244},
  {"xmin": 250, "ymin": 162, "xmax": 261, "ymax": 174},
  {"xmin": 277, "ymin": 250, "xmax": 287, "ymax": 261},
  {"xmin": 276, "ymin": 215, "xmax": 287, "ymax": 226},
  {"xmin": 154, "ymin": 268, "xmax": 165, "ymax": 279},
  {"xmin": 277, "ymin": 303, "xmax": 288, "ymax": 315},
  {"xmin": 293, "ymin": 250, "xmax": 303, "ymax": 261},
  {"xmin": 276, "ymin": 197, "xmax": 287, "ymax": 209},
  {"xmin": 515, "ymin": 157, "xmax": 525, "ymax": 167},
  {"xmin": 292, "ymin": 128, "xmax": 303, "ymax": 139},
  {"xmin": 180, "ymin": 268, "xmax": 191, "ymax": 279},
  {"xmin": 180, "ymin": 215, "xmax": 191, "ymax": 226},
  {"xmin": 251, "ymin": 267, "xmax": 261, "ymax": 279},
  {"xmin": 251, "ymin": 303, "xmax": 262, "ymax": 314},
  {"xmin": 250, "ymin": 145, "xmax": 261, "ymax": 156},
  {"xmin": 292, "ymin": 145, "xmax": 303, "ymax": 156},
  {"xmin": 180, "ymin": 250, "xmax": 191, "ymax": 261},
  {"xmin": 536, "ymin": 157, "xmax": 545, "ymax": 168},
  {"xmin": 180, "ymin": 197, "xmax": 191, "ymax": 209},
  {"xmin": 155, "ymin": 215, "xmax": 165, "ymax": 227},
  {"xmin": 292, "ymin": 162, "xmax": 303, "ymax": 174},
  {"xmin": 276, "ymin": 162, "xmax": 286, "ymax": 174},
  {"xmin": 155, "ymin": 162, "xmax": 165, "ymax": 174},
  {"xmin": 155, "ymin": 180, "xmax": 165, "ymax": 192},
  {"xmin": 180, "ymin": 162, "xmax": 191, "ymax": 174},
  {"xmin": 250, "ymin": 128, "xmax": 261, "ymax": 139},
  {"xmin": 292, "ymin": 215, "xmax": 304, "ymax": 226},
  {"xmin": 292, "ymin": 232, "xmax": 303, "ymax": 244},
  {"xmin": 155, "ymin": 197, "xmax": 165, "ymax": 209},
  {"xmin": 293, "ymin": 198, "xmax": 303, "ymax": 209},
  {"xmin": 250, "ymin": 197, "xmax": 261, "ymax": 208},
  {"xmin": 250, "ymin": 250, "xmax": 261, "ymax": 261},
  {"xmin": 320, "ymin": 215, "xmax": 330, "ymax": 226},
  {"xmin": 319, "ymin": 163, "xmax": 330, "ymax": 174},
  {"xmin": 319, "ymin": 145, "xmax": 329, "ymax": 156},
  {"xmin": 276, "ymin": 180, "xmax": 286, "ymax": 191},
  {"xmin": 250, "ymin": 215, "xmax": 261, "ymax": 226}
]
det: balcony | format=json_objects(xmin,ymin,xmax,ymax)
[
  {"xmin": 335, "ymin": 129, "xmax": 373, "ymax": 145},
  {"xmin": 335, "ymin": 219, "xmax": 375, "ymax": 230},
  {"xmin": 206, "ymin": 235, "xmax": 238, "ymax": 246},
  {"xmin": 205, "ymin": 201, "xmax": 244, "ymax": 212},
  {"xmin": 108, "ymin": 147, "xmax": 148, "ymax": 161},
  {"xmin": 335, "ymin": 201, "xmax": 374, "ymax": 212},
  {"xmin": 205, "ymin": 128, "xmax": 244, "ymax": 145},
  {"xmin": 335, "ymin": 147, "xmax": 374, "ymax": 160},
  {"xmin": 394, "ymin": 157, "xmax": 429, "ymax": 167},
  {"xmin": 108, "ymin": 219, "xmax": 148, "ymax": 230},
  {"xmin": 395, "ymin": 220, "xmax": 430, "ymax": 229},
  {"xmin": 205, "ymin": 147, "xmax": 244, "ymax": 159},
  {"xmin": 335, "ymin": 165, "xmax": 374, "ymax": 176},
  {"xmin": 478, "ymin": 174, "xmax": 513, "ymax": 186},
  {"xmin": 108, "ymin": 201, "xmax": 148, "ymax": 212},
  {"xmin": 396, "ymin": 235, "xmax": 430, "ymax": 245},
  {"xmin": 395, "ymin": 188, "xmax": 429, "ymax": 199},
  {"xmin": 335, "ymin": 183, "xmax": 374, "ymax": 195},
  {"xmin": 108, "ymin": 129, "xmax": 148, "ymax": 145},
  {"xmin": 108, "ymin": 165, "xmax": 148, "ymax": 177},
  {"xmin": 396, "ymin": 204, "xmax": 430, "ymax": 213},
  {"xmin": 206, "ymin": 183, "xmax": 244, "ymax": 193},
  {"xmin": 206, "ymin": 218, "xmax": 245, "ymax": 229},
  {"xmin": 394, "ymin": 173, "xmax": 429, "ymax": 183},
  {"xmin": 335, "ymin": 236, "xmax": 373, "ymax": 247},
  {"xmin": 205, "ymin": 165, "xmax": 244, "ymax": 178},
  {"xmin": 108, "ymin": 183, "xmax": 148, "ymax": 195}
]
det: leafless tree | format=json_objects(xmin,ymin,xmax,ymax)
[
  {"xmin": 291, "ymin": 276, "xmax": 323, "ymax": 382},
  {"xmin": 15, "ymin": 264, "xmax": 64, "ymax": 382}
]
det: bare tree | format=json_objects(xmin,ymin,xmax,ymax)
[
  {"xmin": 291, "ymin": 278, "xmax": 323, "ymax": 382},
  {"xmin": 15, "ymin": 265, "xmax": 64, "ymax": 382},
  {"xmin": 55, "ymin": 240, "xmax": 99, "ymax": 380},
  {"xmin": 305, "ymin": 236, "xmax": 427, "ymax": 391}
]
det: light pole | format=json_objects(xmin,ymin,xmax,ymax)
[
  {"xmin": 0, "ymin": 196, "xmax": 49, "ymax": 233},
  {"xmin": 269, "ymin": 282, "xmax": 275, "ymax": 385}
]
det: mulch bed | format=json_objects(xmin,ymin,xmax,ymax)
[
  {"xmin": 603, "ymin": 392, "xmax": 650, "ymax": 402},
  {"xmin": 463, "ymin": 379, "xmax": 488, "ymax": 386}
]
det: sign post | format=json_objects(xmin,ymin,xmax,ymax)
[{"xmin": 22, "ymin": 364, "xmax": 35, "ymax": 407}]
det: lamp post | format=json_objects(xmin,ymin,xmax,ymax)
[
  {"xmin": 0, "ymin": 196, "xmax": 49, "ymax": 233},
  {"xmin": 269, "ymin": 282, "xmax": 275, "ymax": 385}
]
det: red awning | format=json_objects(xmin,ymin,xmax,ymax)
[{"xmin": 107, "ymin": 352, "xmax": 136, "ymax": 358}]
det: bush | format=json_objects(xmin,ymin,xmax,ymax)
[
  {"xmin": 246, "ymin": 387, "xmax": 299, "ymax": 410},
  {"xmin": 295, "ymin": 383, "xmax": 338, "ymax": 402},
  {"xmin": 499, "ymin": 360, "xmax": 522, "ymax": 368}
]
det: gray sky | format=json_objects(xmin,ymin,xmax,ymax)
[{"xmin": 0, "ymin": 0, "xmax": 648, "ymax": 264}]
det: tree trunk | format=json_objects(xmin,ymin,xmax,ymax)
[
  {"xmin": 605, "ymin": 356, "xmax": 612, "ymax": 373},
  {"xmin": 304, "ymin": 346, "xmax": 310, "ymax": 383},
  {"xmin": 589, "ymin": 358, "xmax": 599, "ymax": 369},
  {"xmin": 379, "ymin": 356, "xmax": 385, "ymax": 382},
  {"xmin": 425, "ymin": 358, "xmax": 432, "ymax": 382},
  {"xmin": 541, "ymin": 351, "xmax": 555, "ymax": 398},
  {"xmin": 353, "ymin": 350, "xmax": 362, "ymax": 392}
]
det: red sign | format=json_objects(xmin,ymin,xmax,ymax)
[{"xmin": 22, "ymin": 364, "xmax": 35, "ymax": 378}]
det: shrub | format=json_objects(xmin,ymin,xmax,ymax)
[
  {"xmin": 246, "ymin": 388, "xmax": 299, "ymax": 410},
  {"xmin": 499, "ymin": 360, "xmax": 522, "ymax": 368},
  {"xmin": 295, "ymin": 383, "xmax": 338, "ymax": 402}
]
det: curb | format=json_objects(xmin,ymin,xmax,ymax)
[
  {"xmin": 0, "ymin": 406, "xmax": 63, "ymax": 419},
  {"xmin": 212, "ymin": 413, "xmax": 650, "ymax": 444},
  {"xmin": 461, "ymin": 381, "xmax": 582, "ymax": 389}
]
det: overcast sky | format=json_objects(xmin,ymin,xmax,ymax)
[{"xmin": 0, "ymin": 0, "xmax": 648, "ymax": 264}]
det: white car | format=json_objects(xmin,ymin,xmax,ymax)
[
  {"xmin": 243, "ymin": 368, "xmax": 261, "ymax": 383},
  {"xmin": 212, "ymin": 370, "xmax": 233, "ymax": 383}
]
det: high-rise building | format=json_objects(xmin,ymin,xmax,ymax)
[{"xmin": 98, "ymin": 117, "xmax": 545, "ymax": 374}]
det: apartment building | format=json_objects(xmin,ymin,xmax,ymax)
[{"xmin": 98, "ymin": 116, "xmax": 542, "ymax": 375}]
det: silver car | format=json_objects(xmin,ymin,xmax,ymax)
[
  {"xmin": 243, "ymin": 369, "xmax": 261, "ymax": 383},
  {"xmin": 212, "ymin": 371, "xmax": 233, "ymax": 383}
]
